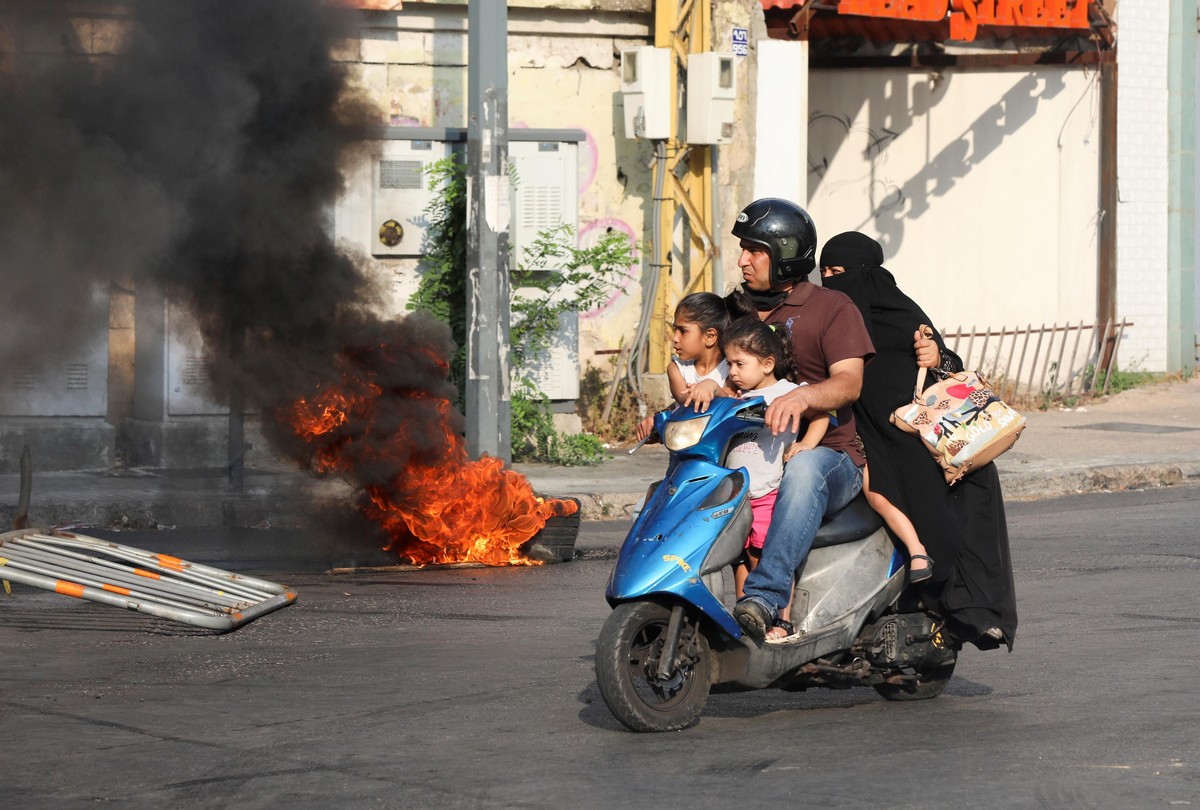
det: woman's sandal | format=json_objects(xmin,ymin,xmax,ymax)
[
  {"xmin": 764, "ymin": 619, "xmax": 796, "ymax": 643},
  {"xmin": 909, "ymin": 554, "xmax": 934, "ymax": 583}
]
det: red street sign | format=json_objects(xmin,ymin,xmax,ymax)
[{"xmin": 836, "ymin": 0, "xmax": 1091, "ymax": 42}]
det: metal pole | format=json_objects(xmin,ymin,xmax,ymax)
[
  {"xmin": 465, "ymin": 0, "xmax": 512, "ymax": 462},
  {"xmin": 1097, "ymin": 57, "xmax": 1117, "ymax": 329},
  {"xmin": 227, "ymin": 319, "xmax": 245, "ymax": 492},
  {"xmin": 14, "ymin": 445, "xmax": 30, "ymax": 529}
]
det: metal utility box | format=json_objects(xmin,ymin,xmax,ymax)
[
  {"xmin": 686, "ymin": 52, "xmax": 737, "ymax": 145},
  {"xmin": 620, "ymin": 47, "xmax": 671, "ymax": 140},
  {"xmin": 370, "ymin": 138, "xmax": 453, "ymax": 257},
  {"xmin": 509, "ymin": 134, "xmax": 582, "ymax": 401},
  {"xmin": 0, "ymin": 303, "xmax": 108, "ymax": 418},
  {"xmin": 509, "ymin": 139, "xmax": 579, "ymax": 268},
  {"xmin": 166, "ymin": 300, "xmax": 224, "ymax": 416}
]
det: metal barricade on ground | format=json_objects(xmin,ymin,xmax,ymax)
[{"xmin": 0, "ymin": 528, "xmax": 297, "ymax": 631}]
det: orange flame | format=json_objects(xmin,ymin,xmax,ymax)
[{"xmin": 286, "ymin": 353, "xmax": 576, "ymax": 566}]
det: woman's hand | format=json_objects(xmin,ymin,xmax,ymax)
[{"xmin": 913, "ymin": 324, "xmax": 940, "ymax": 369}]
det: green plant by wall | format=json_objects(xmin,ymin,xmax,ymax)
[
  {"xmin": 410, "ymin": 156, "xmax": 635, "ymax": 465},
  {"xmin": 579, "ymin": 359, "xmax": 641, "ymax": 445},
  {"xmin": 510, "ymin": 377, "xmax": 607, "ymax": 465},
  {"xmin": 1093, "ymin": 366, "xmax": 1161, "ymax": 394},
  {"xmin": 407, "ymin": 156, "xmax": 467, "ymax": 404},
  {"xmin": 510, "ymin": 225, "xmax": 634, "ymax": 370}
]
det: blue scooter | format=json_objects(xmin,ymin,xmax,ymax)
[{"xmin": 596, "ymin": 396, "xmax": 956, "ymax": 732}]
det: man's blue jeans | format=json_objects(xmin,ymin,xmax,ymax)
[{"xmin": 741, "ymin": 448, "xmax": 863, "ymax": 616}]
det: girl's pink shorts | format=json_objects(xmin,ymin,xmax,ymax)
[{"xmin": 745, "ymin": 489, "xmax": 778, "ymax": 550}]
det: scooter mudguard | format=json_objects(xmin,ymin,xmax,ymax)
[{"xmin": 606, "ymin": 457, "xmax": 751, "ymax": 639}]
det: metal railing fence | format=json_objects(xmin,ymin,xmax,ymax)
[{"xmin": 941, "ymin": 319, "xmax": 1132, "ymax": 402}]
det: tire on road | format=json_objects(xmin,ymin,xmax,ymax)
[
  {"xmin": 595, "ymin": 600, "xmax": 712, "ymax": 732},
  {"xmin": 873, "ymin": 660, "xmax": 956, "ymax": 701}
]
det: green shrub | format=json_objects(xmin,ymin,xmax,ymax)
[{"xmin": 411, "ymin": 156, "xmax": 633, "ymax": 465}]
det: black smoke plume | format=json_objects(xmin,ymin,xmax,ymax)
[{"xmin": 0, "ymin": 0, "xmax": 462, "ymax": 467}]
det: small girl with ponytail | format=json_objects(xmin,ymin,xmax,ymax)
[{"xmin": 722, "ymin": 317, "xmax": 830, "ymax": 642}]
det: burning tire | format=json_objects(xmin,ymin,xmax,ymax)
[{"xmin": 595, "ymin": 600, "xmax": 712, "ymax": 732}]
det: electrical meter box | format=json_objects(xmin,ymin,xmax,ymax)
[
  {"xmin": 509, "ymin": 139, "xmax": 578, "ymax": 268},
  {"xmin": 620, "ymin": 47, "xmax": 671, "ymax": 140},
  {"xmin": 0, "ymin": 287, "xmax": 107, "ymax": 417},
  {"xmin": 509, "ymin": 137, "xmax": 581, "ymax": 400},
  {"xmin": 370, "ymin": 138, "xmax": 453, "ymax": 257},
  {"xmin": 686, "ymin": 52, "xmax": 737, "ymax": 145}
]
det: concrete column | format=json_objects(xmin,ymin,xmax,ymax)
[
  {"xmin": 1168, "ymin": 0, "xmax": 1196, "ymax": 373},
  {"xmin": 753, "ymin": 39, "xmax": 808, "ymax": 206}
]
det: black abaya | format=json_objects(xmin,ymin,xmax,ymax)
[{"xmin": 820, "ymin": 236, "xmax": 1017, "ymax": 648}]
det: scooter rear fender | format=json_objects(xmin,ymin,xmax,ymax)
[{"xmin": 606, "ymin": 458, "xmax": 751, "ymax": 638}]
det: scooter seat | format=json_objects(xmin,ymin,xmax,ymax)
[{"xmin": 811, "ymin": 492, "xmax": 884, "ymax": 549}]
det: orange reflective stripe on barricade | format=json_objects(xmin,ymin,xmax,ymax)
[
  {"xmin": 55, "ymin": 580, "xmax": 86, "ymax": 598},
  {"xmin": 155, "ymin": 554, "xmax": 186, "ymax": 571}
]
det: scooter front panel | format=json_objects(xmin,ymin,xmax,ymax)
[{"xmin": 606, "ymin": 459, "xmax": 749, "ymax": 638}]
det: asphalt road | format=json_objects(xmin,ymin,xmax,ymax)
[{"xmin": 2, "ymin": 486, "xmax": 1198, "ymax": 808}]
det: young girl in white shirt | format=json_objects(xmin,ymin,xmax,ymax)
[
  {"xmin": 722, "ymin": 317, "xmax": 830, "ymax": 642},
  {"xmin": 634, "ymin": 292, "xmax": 735, "ymax": 442}
]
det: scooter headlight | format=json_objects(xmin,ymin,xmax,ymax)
[{"xmin": 663, "ymin": 415, "xmax": 711, "ymax": 451}]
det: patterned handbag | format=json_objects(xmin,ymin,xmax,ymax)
[{"xmin": 890, "ymin": 365, "xmax": 1026, "ymax": 485}]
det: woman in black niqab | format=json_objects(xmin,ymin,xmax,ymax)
[{"xmin": 820, "ymin": 231, "xmax": 1017, "ymax": 650}]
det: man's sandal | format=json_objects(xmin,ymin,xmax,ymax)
[
  {"xmin": 909, "ymin": 554, "xmax": 934, "ymax": 583},
  {"xmin": 764, "ymin": 619, "xmax": 796, "ymax": 643}
]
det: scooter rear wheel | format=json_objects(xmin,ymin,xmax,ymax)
[
  {"xmin": 873, "ymin": 660, "xmax": 956, "ymax": 701},
  {"xmin": 595, "ymin": 600, "xmax": 711, "ymax": 732}
]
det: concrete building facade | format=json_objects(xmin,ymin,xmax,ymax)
[{"xmin": 0, "ymin": 0, "xmax": 1195, "ymax": 473}]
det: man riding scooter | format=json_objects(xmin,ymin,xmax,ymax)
[
  {"xmin": 726, "ymin": 198, "xmax": 876, "ymax": 642},
  {"xmin": 597, "ymin": 199, "xmax": 962, "ymax": 732}
]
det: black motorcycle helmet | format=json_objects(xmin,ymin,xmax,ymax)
[{"xmin": 731, "ymin": 198, "xmax": 818, "ymax": 285}]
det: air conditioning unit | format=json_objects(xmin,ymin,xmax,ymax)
[{"xmin": 370, "ymin": 139, "xmax": 453, "ymax": 257}]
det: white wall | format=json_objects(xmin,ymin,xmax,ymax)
[
  {"xmin": 753, "ymin": 39, "xmax": 807, "ymax": 204},
  {"xmin": 807, "ymin": 67, "xmax": 1101, "ymax": 336},
  {"xmin": 1115, "ymin": 2, "xmax": 1171, "ymax": 371}
]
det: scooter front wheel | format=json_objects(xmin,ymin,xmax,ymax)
[{"xmin": 595, "ymin": 600, "xmax": 712, "ymax": 732}]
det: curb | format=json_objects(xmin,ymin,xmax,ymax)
[
  {"xmin": 559, "ymin": 463, "xmax": 1200, "ymax": 520},
  {"xmin": 999, "ymin": 462, "xmax": 1200, "ymax": 502},
  {"xmin": 2, "ymin": 463, "xmax": 1197, "ymax": 530}
]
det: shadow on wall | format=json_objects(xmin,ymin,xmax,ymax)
[{"xmin": 808, "ymin": 69, "xmax": 1067, "ymax": 255}]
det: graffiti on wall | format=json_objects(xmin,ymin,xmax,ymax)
[
  {"xmin": 571, "ymin": 125, "xmax": 639, "ymax": 320},
  {"xmin": 808, "ymin": 111, "xmax": 906, "ymax": 221}
]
